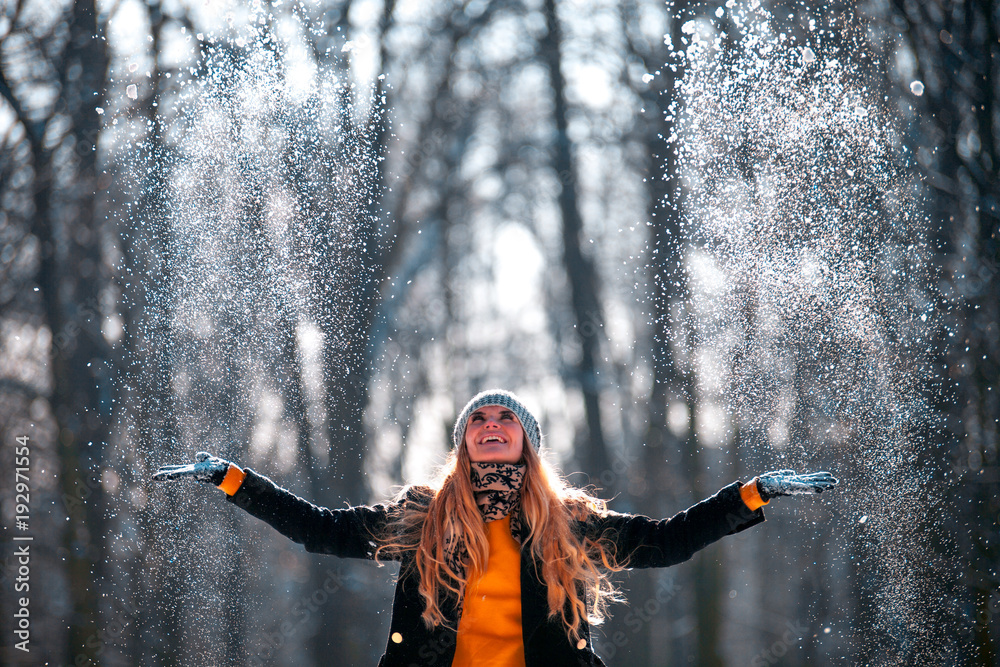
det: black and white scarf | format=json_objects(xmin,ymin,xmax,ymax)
[{"xmin": 444, "ymin": 462, "xmax": 526, "ymax": 576}]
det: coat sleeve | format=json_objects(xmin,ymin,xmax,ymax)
[
  {"xmin": 585, "ymin": 481, "xmax": 765, "ymax": 569},
  {"xmin": 226, "ymin": 469, "xmax": 393, "ymax": 559}
]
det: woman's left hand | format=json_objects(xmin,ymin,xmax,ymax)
[
  {"xmin": 756, "ymin": 470, "xmax": 839, "ymax": 501},
  {"xmin": 152, "ymin": 451, "xmax": 231, "ymax": 485}
]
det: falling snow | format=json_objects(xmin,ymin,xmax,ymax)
[{"xmin": 676, "ymin": 3, "xmax": 958, "ymax": 661}]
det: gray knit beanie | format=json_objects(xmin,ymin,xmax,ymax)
[{"xmin": 452, "ymin": 389, "xmax": 542, "ymax": 452}]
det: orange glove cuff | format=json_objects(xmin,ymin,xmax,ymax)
[
  {"xmin": 740, "ymin": 478, "xmax": 769, "ymax": 511},
  {"xmin": 217, "ymin": 464, "xmax": 247, "ymax": 496}
]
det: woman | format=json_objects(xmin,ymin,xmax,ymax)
[{"xmin": 154, "ymin": 389, "xmax": 838, "ymax": 666}]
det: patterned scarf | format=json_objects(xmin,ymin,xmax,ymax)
[{"xmin": 444, "ymin": 462, "xmax": 526, "ymax": 577}]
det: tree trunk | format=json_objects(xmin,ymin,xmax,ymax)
[
  {"xmin": 31, "ymin": 1, "xmax": 112, "ymax": 662},
  {"xmin": 303, "ymin": 3, "xmax": 395, "ymax": 662},
  {"xmin": 540, "ymin": 0, "xmax": 611, "ymax": 480}
]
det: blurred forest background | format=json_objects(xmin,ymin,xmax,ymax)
[{"xmin": 0, "ymin": 0, "xmax": 997, "ymax": 665}]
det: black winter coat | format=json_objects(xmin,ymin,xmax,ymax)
[{"xmin": 228, "ymin": 470, "xmax": 765, "ymax": 667}]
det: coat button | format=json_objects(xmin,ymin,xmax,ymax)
[
  {"xmin": 576, "ymin": 639, "xmax": 587, "ymax": 650},
  {"xmin": 391, "ymin": 632, "xmax": 403, "ymax": 644}
]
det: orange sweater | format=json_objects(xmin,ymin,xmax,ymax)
[{"xmin": 452, "ymin": 515, "xmax": 526, "ymax": 667}]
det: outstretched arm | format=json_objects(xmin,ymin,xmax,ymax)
[
  {"xmin": 588, "ymin": 482, "xmax": 766, "ymax": 569},
  {"xmin": 592, "ymin": 471, "xmax": 839, "ymax": 569},
  {"xmin": 152, "ymin": 452, "xmax": 390, "ymax": 559}
]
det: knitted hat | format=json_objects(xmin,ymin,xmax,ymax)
[{"xmin": 452, "ymin": 389, "xmax": 542, "ymax": 452}]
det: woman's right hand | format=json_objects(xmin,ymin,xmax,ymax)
[{"xmin": 152, "ymin": 451, "xmax": 231, "ymax": 486}]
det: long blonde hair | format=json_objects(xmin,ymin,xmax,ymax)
[{"xmin": 376, "ymin": 436, "xmax": 624, "ymax": 643}]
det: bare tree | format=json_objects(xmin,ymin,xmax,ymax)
[
  {"xmin": 891, "ymin": 0, "xmax": 1000, "ymax": 662},
  {"xmin": 0, "ymin": 0, "xmax": 111, "ymax": 662},
  {"xmin": 540, "ymin": 0, "xmax": 612, "ymax": 480}
]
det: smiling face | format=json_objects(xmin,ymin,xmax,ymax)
[{"xmin": 464, "ymin": 405, "xmax": 526, "ymax": 464}]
